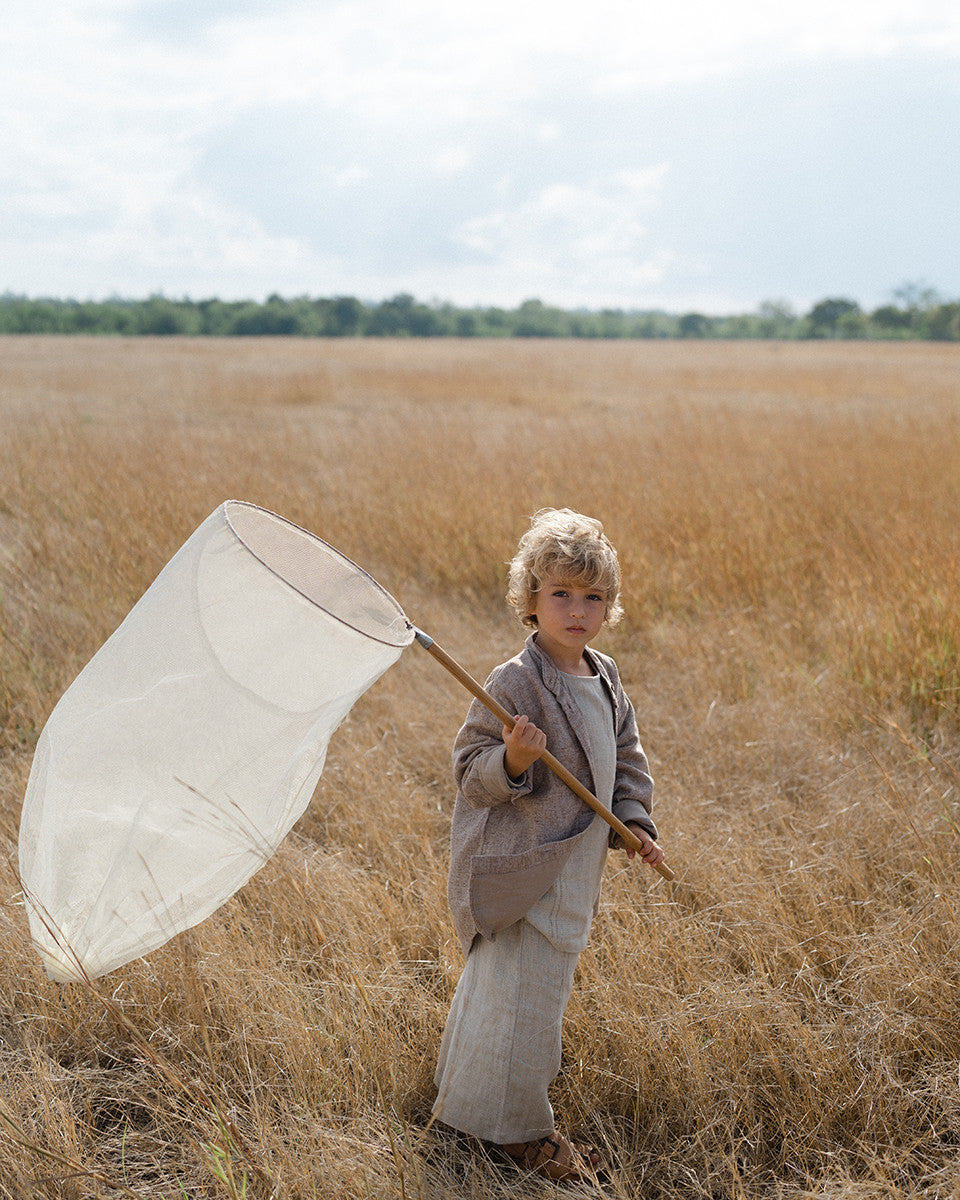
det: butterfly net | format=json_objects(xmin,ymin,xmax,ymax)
[{"xmin": 19, "ymin": 500, "xmax": 414, "ymax": 982}]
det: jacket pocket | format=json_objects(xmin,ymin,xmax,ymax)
[{"xmin": 468, "ymin": 823, "xmax": 593, "ymax": 939}]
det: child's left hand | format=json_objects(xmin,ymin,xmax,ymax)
[{"xmin": 621, "ymin": 821, "xmax": 665, "ymax": 869}]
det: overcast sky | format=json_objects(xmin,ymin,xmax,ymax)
[{"xmin": 3, "ymin": 1, "xmax": 958, "ymax": 313}]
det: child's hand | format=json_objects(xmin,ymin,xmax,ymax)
[
  {"xmin": 621, "ymin": 821, "xmax": 665, "ymax": 868},
  {"xmin": 503, "ymin": 714, "xmax": 547, "ymax": 780}
]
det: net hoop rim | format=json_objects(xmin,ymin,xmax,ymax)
[{"xmin": 222, "ymin": 499, "xmax": 413, "ymax": 649}]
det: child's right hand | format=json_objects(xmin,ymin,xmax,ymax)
[
  {"xmin": 503, "ymin": 714, "xmax": 547, "ymax": 780},
  {"xmin": 620, "ymin": 821, "xmax": 666, "ymax": 869}
]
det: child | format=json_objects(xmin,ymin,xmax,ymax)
[{"xmin": 432, "ymin": 508, "xmax": 664, "ymax": 1184}]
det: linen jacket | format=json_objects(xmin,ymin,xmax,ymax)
[{"xmin": 447, "ymin": 633, "xmax": 656, "ymax": 956}]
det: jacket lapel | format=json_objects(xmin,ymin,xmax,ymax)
[{"xmin": 525, "ymin": 634, "xmax": 616, "ymax": 799}]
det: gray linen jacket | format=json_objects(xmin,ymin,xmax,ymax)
[{"xmin": 447, "ymin": 633, "xmax": 656, "ymax": 956}]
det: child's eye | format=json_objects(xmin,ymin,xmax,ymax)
[{"xmin": 587, "ymin": 594, "xmax": 604, "ymax": 603}]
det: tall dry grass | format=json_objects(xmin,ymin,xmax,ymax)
[{"xmin": 1, "ymin": 335, "xmax": 959, "ymax": 1198}]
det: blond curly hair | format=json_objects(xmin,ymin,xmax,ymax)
[{"xmin": 506, "ymin": 508, "xmax": 624, "ymax": 629}]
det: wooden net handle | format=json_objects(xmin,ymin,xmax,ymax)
[{"xmin": 414, "ymin": 630, "xmax": 676, "ymax": 882}]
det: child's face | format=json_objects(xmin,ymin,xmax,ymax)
[{"xmin": 529, "ymin": 574, "xmax": 607, "ymax": 664}]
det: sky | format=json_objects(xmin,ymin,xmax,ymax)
[{"xmin": 3, "ymin": 0, "xmax": 959, "ymax": 314}]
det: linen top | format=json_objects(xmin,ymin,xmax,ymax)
[{"xmin": 526, "ymin": 671, "xmax": 616, "ymax": 952}]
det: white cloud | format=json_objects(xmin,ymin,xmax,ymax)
[
  {"xmin": 453, "ymin": 167, "xmax": 673, "ymax": 306},
  {"xmin": 334, "ymin": 164, "xmax": 372, "ymax": 188},
  {"xmin": 60, "ymin": 0, "xmax": 957, "ymax": 130},
  {"xmin": 1, "ymin": 0, "xmax": 959, "ymax": 305},
  {"xmin": 586, "ymin": 0, "xmax": 960, "ymax": 91},
  {"xmin": 0, "ymin": 186, "xmax": 306, "ymax": 299},
  {"xmin": 536, "ymin": 123, "xmax": 562, "ymax": 143},
  {"xmin": 432, "ymin": 146, "xmax": 472, "ymax": 175},
  {"xmin": 205, "ymin": 0, "xmax": 960, "ymax": 116}
]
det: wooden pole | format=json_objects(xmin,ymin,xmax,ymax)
[{"xmin": 414, "ymin": 629, "xmax": 676, "ymax": 882}]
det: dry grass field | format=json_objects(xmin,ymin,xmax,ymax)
[{"xmin": 1, "ymin": 335, "xmax": 959, "ymax": 1199}]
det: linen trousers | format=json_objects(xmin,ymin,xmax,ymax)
[{"xmin": 432, "ymin": 918, "xmax": 578, "ymax": 1144}]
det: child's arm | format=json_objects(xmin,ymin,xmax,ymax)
[
  {"xmin": 453, "ymin": 666, "xmax": 543, "ymax": 807},
  {"xmin": 502, "ymin": 713, "xmax": 547, "ymax": 780},
  {"xmin": 606, "ymin": 660, "xmax": 660, "ymax": 849}
]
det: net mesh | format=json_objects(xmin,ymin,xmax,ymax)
[
  {"xmin": 224, "ymin": 501, "xmax": 411, "ymax": 647},
  {"xmin": 19, "ymin": 501, "xmax": 413, "ymax": 981}
]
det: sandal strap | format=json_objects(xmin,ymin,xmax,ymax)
[
  {"xmin": 537, "ymin": 1136, "xmax": 563, "ymax": 1163},
  {"xmin": 529, "ymin": 1134, "xmax": 585, "ymax": 1181}
]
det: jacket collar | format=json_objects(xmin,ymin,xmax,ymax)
[{"xmin": 523, "ymin": 632, "xmax": 617, "ymax": 711}]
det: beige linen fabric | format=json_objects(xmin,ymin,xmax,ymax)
[
  {"xmin": 433, "ymin": 919, "xmax": 578, "ymax": 1143},
  {"xmin": 527, "ymin": 672, "xmax": 616, "ymax": 953},
  {"xmin": 433, "ymin": 670, "xmax": 619, "ymax": 1143}
]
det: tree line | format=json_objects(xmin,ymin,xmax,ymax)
[{"xmin": 1, "ymin": 286, "xmax": 957, "ymax": 340}]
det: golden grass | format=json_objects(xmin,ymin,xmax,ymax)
[{"xmin": 1, "ymin": 335, "xmax": 959, "ymax": 1198}]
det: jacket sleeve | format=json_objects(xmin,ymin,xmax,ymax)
[
  {"xmin": 452, "ymin": 666, "xmax": 536, "ymax": 809},
  {"xmin": 609, "ymin": 678, "xmax": 658, "ymax": 842}
]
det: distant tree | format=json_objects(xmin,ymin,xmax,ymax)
[
  {"xmin": 883, "ymin": 283, "xmax": 946, "ymax": 338},
  {"xmin": 455, "ymin": 311, "xmax": 479, "ymax": 336},
  {"xmin": 326, "ymin": 296, "xmax": 366, "ymax": 336},
  {"xmin": 678, "ymin": 312, "xmax": 710, "ymax": 338},
  {"xmin": 4, "ymin": 299, "xmax": 65, "ymax": 333},
  {"xmin": 715, "ymin": 314, "xmax": 755, "ymax": 338},
  {"xmin": 836, "ymin": 307, "xmax": 867, "ymax": 338},
  {"xmin": 405, "ymin": 297, "xmax": 445, "ymax": 336},
  {"xmin": 367, "ymin": 293, "xmax": 421, "ymax": 336},
  {"xmin": 134, "ymin": 296, "xmax": 200, "ymax": 336},
  {"xmin": 892, "ymin": 282, "xmax": 941, "ymax": 314},
  {"xmin": 512, "ymin": 299, "xmax": 567, "ymax": 337},
  {"xmin": 482, "ymin": 307, "xmax": 512, "ymax": 335},
  {"xmin": 804, "ymin": 297, "xmax": 862, "ymax": 339},
  {"xmin": 870, "ymin": 304, "xmax": 912, "ymax": 335},
  {"xmin": 595, "ymin": 309, "xmax": 629, "ymax": 339},
  {"xmin": 228, "ymin": 300, "xmax": 299, "ymax": 336},
  {"xmin": 918, "ymin": 302, "xmax": 960, "ymax": 341},
  {"xmin": 0, "ymin": 287, "xmax": 956, "ymax": 341},
  {"xmin": 755, "ymin": 299, "xmax": 798, "ymax": 338},
  {"xmin": 194, "ymin": 299, "xmax": 245, "ymax": 335},
  {"xmin": 633, "ymin": 314, "xmax": 672, "ymax": 338}
]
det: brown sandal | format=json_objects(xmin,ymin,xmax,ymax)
[{"xmin": 498, "ymin": 1132, "xmax": 600, "ymax": 1184}]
